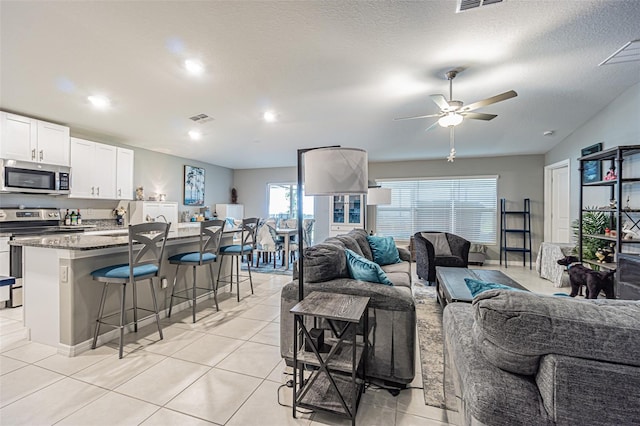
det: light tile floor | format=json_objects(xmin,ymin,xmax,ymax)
[{"xmin": 0, "ymin": 263, "xmax": 554, "ymax": 425}]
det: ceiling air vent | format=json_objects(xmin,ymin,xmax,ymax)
[
  {"xmin": 456, "ymin": 0, "xmax": 503, "ymax": 13},
  {"xmin": 599, "ymin": 39, "xmax": 640, "ymax": 66},
  {"xmin": 188, "ymin": 113, "xmax": 214, "ymax": 124}
]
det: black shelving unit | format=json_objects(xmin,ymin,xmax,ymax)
[
  {"xmin": 578, "ymin": 145, "xmax": 640, "ymax": 298},
  {"xmin": 500, "ymin": 198, "xmax": 532, "ymax": 269}
]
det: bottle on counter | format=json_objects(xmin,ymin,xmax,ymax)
[
  {"xmin": 77, "ymin": 209, "xmax": 82, "ymax": 225},
  {"xmin": 70, "ymin": 210, "xmax": 78, "ymax": 226},
  {"xmin": 64, "ymin": 209, "xmax": 71, "ymax": 226}
]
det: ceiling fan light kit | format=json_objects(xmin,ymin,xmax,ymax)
[
  {"xmin": 438, "ymin": 112, "xmax": 464, "ymax": 127},
  {"xmin": 395, "ymin": 68, "xmax": 518, "ymax": 161}
]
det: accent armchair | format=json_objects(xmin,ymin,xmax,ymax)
[{"xmin": 414, "ymin": 231, "xmax": 470, "ymax": 284}]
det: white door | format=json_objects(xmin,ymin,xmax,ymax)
[
  {"xmin": 545, "ymin": 160, "xmax": 571, "ymax": 243},
  {"xmin": 551, "ymin": 166, "xmax": 570, "ymax": 242}
]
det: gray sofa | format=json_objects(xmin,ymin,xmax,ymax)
[
  {"xmin": 443, "ymin": 289, "xmax": 640, "ymax": 426},
  {"xmin": 280, "ymin": 229, "xmax": 416, "ymax": 386}
]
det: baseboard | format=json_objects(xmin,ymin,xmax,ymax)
[{"xmin": 483, "ymin": 259, "xmax": 536, "ymax": 268}]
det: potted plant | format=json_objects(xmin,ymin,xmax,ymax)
[{"xmin": 572, "ymin": 209, "xmax": 610, "ymax": 260}]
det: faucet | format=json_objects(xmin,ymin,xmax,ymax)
[{"xmin": 155, "ymin": 214, "xmax": 168, "ymax": 223}]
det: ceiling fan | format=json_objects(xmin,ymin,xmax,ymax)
[{"xmin": 394, "ymin": 69, "xmax": 517, "ymax": 161}]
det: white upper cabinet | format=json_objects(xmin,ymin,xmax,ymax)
[
  {"xmin": 0, "ymin": 112, "xmax": 36, "ymax": 161},
  {"xmin": 69, "ymin": 137, "xmax": 123, "ymax": 200},
  {"xmin": 93, "ymin": 143, "xmax": 117, "ymax": 199},
  {"xmin": 116, "ymin": 147, "xmax": 134, "ymax": 200},
  {"xmin": 36, "ymin": 120, "xmax": 70, "ymax": 166},
  {"xmin": 69, "ymin": 138, "xmax": 95, "ymax": 198},
  {"xmin": 0, "ymin": 112, "xmax": 70, "ymax": 166}
]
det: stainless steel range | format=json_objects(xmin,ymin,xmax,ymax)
[{"xmin": 0, "ymin": 208, "xmax": 83, "ymax": 307}]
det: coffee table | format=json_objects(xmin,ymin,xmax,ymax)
[{"xmin": 435, "ymin": 267, "xmax": 528, "ymax": 308}]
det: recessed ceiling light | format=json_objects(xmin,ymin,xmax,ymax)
[
  {"xmin": 184, "ymin": 59, "xmax": 204, "ymax": 75},
  {"xmin": 87, "ymin": 95, "xmax": 110, "ymax": 109},
  {"xmin": 263, "ymin": 110, "xmax": 277, "ymax": 123},
  {"xmin": 188, "ymin": 130, "xmax": 202, "ymax": 140}
]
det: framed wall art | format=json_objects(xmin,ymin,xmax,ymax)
[
  {"xmin": 581, "ymin": 143, "xmax": 603, "ymax": 184},
  {"xmin": 184, "ymin": 165, "xmax": 205, "ymax": 206}
]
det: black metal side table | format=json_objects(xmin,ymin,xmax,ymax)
[{"xmin": 291, "ymin": 291, "xmax": 370, "ymax": 426}]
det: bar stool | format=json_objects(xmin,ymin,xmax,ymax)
[
  {"xmin": 167, "ymin": 219, "xmax": 225, "ymax": 323},
  {"xmin": 217, "ymin": 217, "xmax": 259, "ymax": 302},
  {"xmin": 90, "ymin": 222, "xmax": 170, "ymax": 359}
]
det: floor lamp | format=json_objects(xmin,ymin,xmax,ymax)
[
  {"xmin": 296, "ymin": 147, "xmax": 368, "ymax": 301},
  {"xmin": 366, "ymin": 185, "xmax": 392, "ymax": 233}
]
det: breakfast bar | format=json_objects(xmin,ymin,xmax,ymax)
[{"xmin": 10, "ymin": 227, "xmax": 235, "ymax": 356}]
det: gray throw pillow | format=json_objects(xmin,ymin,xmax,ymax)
[
  {"xmin": 421, "ymin": 232, "xmax": 452, "ymax": 256},
  {"xmin": 302, "ymin": 243, "xmax": 349, "ymax": 283}
]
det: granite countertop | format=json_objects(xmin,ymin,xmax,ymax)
[{"xmin": 9, "ymin": 226, "xmax": 207, "ymax": 250}]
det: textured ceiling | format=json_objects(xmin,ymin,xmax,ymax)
[{"xmin": 1, "ymin": 1, "xmax": 639, "ymax": 169}]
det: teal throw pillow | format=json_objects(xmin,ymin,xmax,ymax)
[
  {"xmin": 345, "ymin": 249, "xmax": 393, "ymax": 286},
  {"xmin": 464, "ymin": 278, "xmax": 525, "ymax": 298},
  {"xmin": 367, "ymin": 235, "xmax": 401, "ymax": 266}
]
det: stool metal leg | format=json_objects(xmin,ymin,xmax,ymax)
[
  {"xmin": 246, "ymin": 254, "xmax": 254, "ymax": 295},
  {"xmin": 132, "ymin": 280, "xmax": 138, "ymax": 332},
  {"xmin": 236, "ymin": 255, "xmax": 240, "ymax": 302},
  {"xmin": 168, "ymin": 264, "xmax": 180, "ymax": 318},
  {"xmin": 191, "ymin": 265, "xmax": 197, "ymax": 323},
  {"xmin": 92, "ymin": 283, "xmax": 109, "ymax": 349},
  {"xmin": 119, "ymin": 283, "xmax": 127, "ymax": 359},
  {"xmin": 149, "ymin": 278, "xmax": 163, "ymax": 341},
  {"xmin": 209, "ymin": 263, "xmax": 219, "ymax": 311}
]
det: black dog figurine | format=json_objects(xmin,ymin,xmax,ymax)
[{"xmin": 557, "ymin": 255, "xmax": 616, "ymax": 299}]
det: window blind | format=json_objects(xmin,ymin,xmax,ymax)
[{"xmin": 375, "ymin": 177, "xmax": 498, "ymax": 244}]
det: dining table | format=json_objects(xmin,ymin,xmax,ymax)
[{"xmin": 276, "ymin": 228, "xmax": 298, "ymax": 269}]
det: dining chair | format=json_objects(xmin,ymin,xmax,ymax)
[
  {"xmin": 254, "ymin": 221, "xmax": 283, "ymax": 268},
  {"xmin": 288, "ymin": 218, "xmax": 315, "ymax": 264},
  {"xmin": 217, "ymin": 217, "xmax": 259, "ymax": 302},
  {"xmin": 167, "ymin": 219, "xmax": 225, "ymax": 323},
  {"xmin": 90, "ymin": 222, "xmax": 170, "ymax": 359}
]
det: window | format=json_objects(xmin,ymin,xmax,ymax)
[
  {"xmin": 267, "ymin": 183, "xmax": 314, "ymax": 220},
  {"xmin": 375, "ymin": 176, "xmax": 498, "ymax": 244}
]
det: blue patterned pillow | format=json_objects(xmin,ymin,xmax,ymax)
[
  {"xmin": 366, "ymin": 235, "xmax": 401, "ymax": 266},
  {"xmin": 345, "ymin": 249, "xmax": 393, "ymax": 286},
  {"xmin": 464, "ymin": 278, "xmax": 525, "ymax": 298}
]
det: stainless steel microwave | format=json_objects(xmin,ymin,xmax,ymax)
[{"xmin": 0, "ymin": 159, "xmax": 70, "ymax": 195}]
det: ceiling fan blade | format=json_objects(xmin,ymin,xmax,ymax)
[
  {"xmin": 461, "ymin": 90, "xmax": 518, "ymax": 112},
  {"xmin": 463, "ymin": 112, "xmax": 497, "ymax": 121},
  {"xmin": 425, "ymin": 120, "xmax": 439, "ymax": 132},
  {"xmin": 429, "ymin": 94, "xmax": 450, "ymax": 110},
  {"xmin": 393, "ymin": 113, "xmax": 441, "ymax": 121}
]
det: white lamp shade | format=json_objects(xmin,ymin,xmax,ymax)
[
  {"xmin": 304, "ymin": 148, "xmax": 368, "ymax": 195},
  {"xmin": 367, "ymin": 187, "xmax": 391, "ymax": 205}
]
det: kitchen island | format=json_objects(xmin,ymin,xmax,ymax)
[{"xmin": 10, "ymin": 226, "xmax": 236, "ymax": 355}]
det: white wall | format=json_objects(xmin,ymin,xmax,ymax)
[
  {"xmin": 545, "ymin": 82, "xmax": 640, "ymax": 225},
  {"xmin": 234, "ymin": 154, "xmax": 545, "ymax": 262}
]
